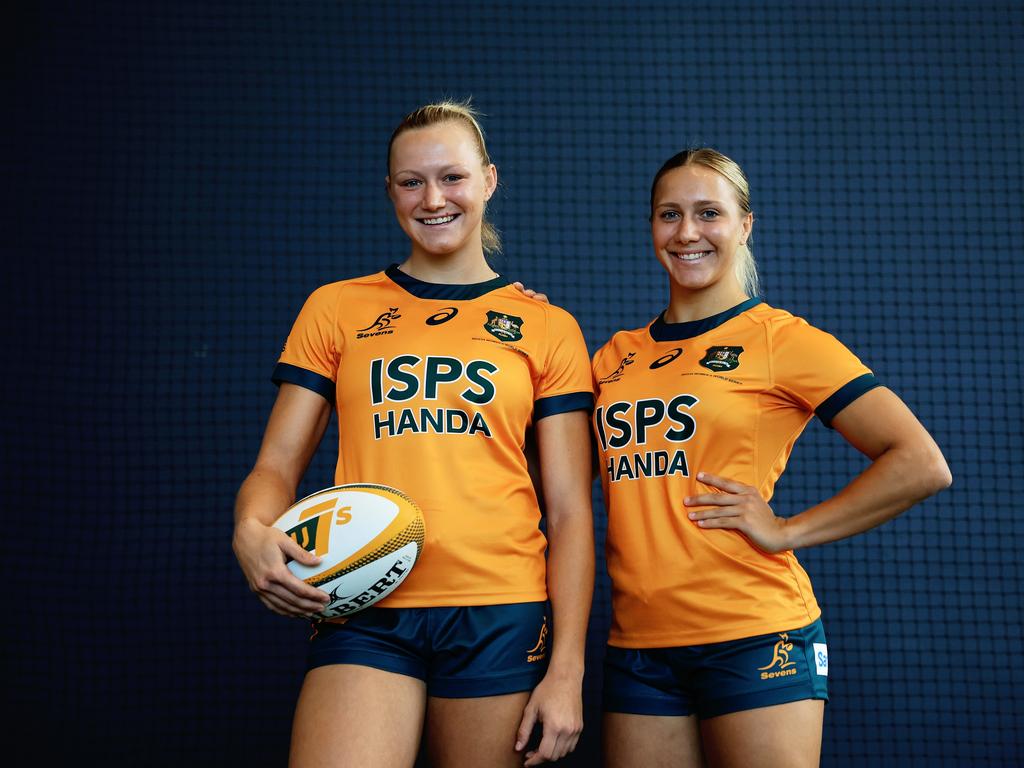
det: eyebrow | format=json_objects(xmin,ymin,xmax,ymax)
[
  {"xmin": 655, "ymin": 199, "xmax": 725, "ymax": 209},
  {"xmin": 392, "ymin": 164, "xmax": 472, "ymax": 177}
]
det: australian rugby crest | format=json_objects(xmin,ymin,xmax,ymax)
[
  {"xmin": 484, "ymin": 311, "xmax": 524, "ymax": 342},
  {"xmin": 699, "ymin": 346, "xmax": 744, "ymax": 372}
]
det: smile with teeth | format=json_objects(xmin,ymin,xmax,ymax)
[
  {"xmin": 672, "ymin": 250, "xmax": 713, "ymax": 261},
  {"xmin": 420, "ymin": 214, "xmax": 459, "ymax": 226}
]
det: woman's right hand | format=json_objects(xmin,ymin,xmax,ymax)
[
  {"xmin": 233, "ymin": 517, "xmax": 330, "ymax": 617},
  {"xmin": 233, "ymin": 384, "xmax": 334, "ymax": 618},
  {"xmin": 511, "ymin": 281, "xmax": 550, "ymax": 304}
]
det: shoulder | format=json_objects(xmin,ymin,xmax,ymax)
[
  {"xmin": 592, "ymin": 322, "xmax": 655, "ymax": 364},
  {"xmin": 325, "ymin": 270, "xmax": 391, "ymax": 296},
  {"xmin": 489, "ymin": 286, "xmax": 584, "ymax": 332},
  {"xmin": 493, "ymin": 286, "xmax": 576, "ymax": 317},
  {"xmin": 752, "ymin": 302, "xmax": 869, "ymax": 378},
  {"xmin": 745, "ymin": 301, "xmax": 837, "ymax": 342},
  {"xmin": 299, "ymin": 271, "xmax": 391, "ymax": 309},
  {"xmin": 740, "ymin": 301, "xmax": 802, "ymax": 330}
]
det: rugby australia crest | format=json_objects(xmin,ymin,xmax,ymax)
[
  {"xmin": 484, "ymin": 311, "xmax": 524, "ymax": 342},
  {"xmin": 699, "ymin": 346, "xmax": 744, "ymax": 372}
]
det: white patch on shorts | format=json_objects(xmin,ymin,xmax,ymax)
[{"xmin": 813, "ymin": 643, "xmax": 829, "ymax": 676}]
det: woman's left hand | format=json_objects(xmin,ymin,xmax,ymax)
[
  {"xmin": 684, "ymin": 471, "xmax": 792, "ymax": 554},
  {"xmin": 515, "ymin": 670, "xmax": 583, "ymax": 766}
]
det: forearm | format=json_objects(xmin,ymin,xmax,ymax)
[
  {"xmin": 784, "ymin": 440, "xmax": 951, "ymax": 550},
  {"xmin": 543, "ymin": 508, "xmax": 594, "ymax": 678},
  {"xmin": 234, "ymin": 463, "xmax": 297, "ymax": 527},
  {"xmin": 234, "ymin": 383, "xmax": 331, "ymax": 530},
  {"xmin": 533, "ymin": 409, "xmax": 595, "ymax": 677}
]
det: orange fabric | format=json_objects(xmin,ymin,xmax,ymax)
[
  {"xmin": 279, "ymin": 269, "xmax": 592, "ymax": 607},
  {"xmin": 593, "ymin": 302, "xmax": 873, "ymax": 647}
]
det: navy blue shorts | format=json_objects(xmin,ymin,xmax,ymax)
[
  {"xmin": 308, "ymin": 602, "xmax": 550, "ymax": 698},
  {"xmin": 603, "ymin": 619, "xmax": 829, "ymax": 718}
]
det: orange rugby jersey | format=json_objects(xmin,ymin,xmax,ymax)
[
  {"xmin": 593, "ymin": 298, "xmax": 879, "ymax": 647},
  {"xmin": 274, "ymin": 265, "xmax": 593, "ymax": 608}
]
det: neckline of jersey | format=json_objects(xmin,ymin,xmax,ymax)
[
  {"xmin": 649, "ymin": 297, "xmax": 763, "ymax": 341},
  {"xmin": 384, "ymin": 263, "xmax": 510, "ymax": 300}
]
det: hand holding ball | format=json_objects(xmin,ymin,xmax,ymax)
[{"xmin": 273, "ymin": 484, "xmax": 424, "ymax": 618}]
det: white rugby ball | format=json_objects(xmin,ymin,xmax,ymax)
[{"xmin": 273, "ymin": 484, "xmax": 425, "ymax": 618}]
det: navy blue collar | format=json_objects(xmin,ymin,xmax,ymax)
[
  {"xmin": 385, "ymin": 263, "xmax": 509, "ymax": 300},
  {"xmin": 649, "ymin": 297, "xmax": 762, "ymax": 341}
]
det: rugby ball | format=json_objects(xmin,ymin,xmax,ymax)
[{"xmin": 273, "ymin": 484, "xmax": 425, "ymax": 618}]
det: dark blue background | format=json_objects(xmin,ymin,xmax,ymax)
[{"xmin": 5, "ymin": 2, "xmax": 1021, "ymax": 765}]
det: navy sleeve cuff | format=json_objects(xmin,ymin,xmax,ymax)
[
  {"xmin": 272, "ymin": 363, "xmax": 336, "ymax": 405},
  {"xmin": 815, "ymin": 373, "xmax": 881, "ymax": 428},
  {"xmin": 534, "ymin": 391, "xmax": 595, "ymax": 421}
]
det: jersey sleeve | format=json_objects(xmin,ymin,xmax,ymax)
[
  {"xmin": 271, "ymin": 284, "xmax": 343, "ymax": 404},
  {"xmin": 533, "ymin": 306, "xmax": 594, "ymax": 420},
  {"xmin": 770, "ymin": 317, "xmax": 880, "ymax": 428}
]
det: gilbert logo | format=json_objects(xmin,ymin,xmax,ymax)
[
  {"xmin": 526, "ymin": 616, "xmax": 549, "ymax": 663},
  {"xmin": 599, "ymin": 352, "xmax": 636, "ymax": 384},
  {"xmin": 357, "ymin": 308, "xmax": 401, "ymax": 339},
  {"xmin": 758, "ymin": 633, "xmax": 798, "ymax": 680}
]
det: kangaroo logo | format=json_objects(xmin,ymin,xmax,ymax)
[
  {"xmin": 358, "ymin": 307, "xmax": 401, "ymax": 332},
  {"xmin": 758, "ymin": 633, "xmax": 799, "ymax": 680},
  {"xmin": 356, "ymin": 308, "xmax": 401, "ymax": 339},
  {"xmin": 526, "ymin": 616, "xmax": 549, "ymax": 663},
  {"xmin": 759, "ymin": 634, "xmax": 796, "ymax": 670},
  {"xmin": 599, "ymin": 352, "xmax": 636, "ymax": 384}
]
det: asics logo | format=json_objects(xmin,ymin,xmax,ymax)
[
  {"xmin": 426, "ymin": 307, "xmax": 458, "ymax": 325},
  {"xmin": 649, "ymin": 348, "xmax": 683, "ymax": 369}
]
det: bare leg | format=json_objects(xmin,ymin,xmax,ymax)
[
  {"xmin": 603, "ymin": 712, "xmax": 705, "ymax": 768},
  {"xmin": 290, "ymin": 664, "xmax": 426, "ymax": 768},
  {"xmin": 426, "ymin": 692, "xmax": 531, "ymax": 768},
  {"xmin": 700, "ymin": 700, "xmax": 824, "ymax": 768}
]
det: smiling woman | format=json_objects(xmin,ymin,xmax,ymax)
[
  {"xmin": 649, "ymin": 149, "xmax": 757, "ymax": 318},
  {"xmin": 593, "ymin": 147, "xmax": 951, "ymax": 768},
  {"xmin": 233, "ymin": 100, "xmax": 595, "ymax": 768},
  {"xmin": 387, "ymin": 101, "xmax": 502, "ymax": 266}
]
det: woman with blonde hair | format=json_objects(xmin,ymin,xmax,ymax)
[
  {"xmin": 594, "ymin": 148, "xmax": 951, "ymax": 767},
  {"xmin": 234, "ymin": 101, "xmax": 594, "ymax": 767}
]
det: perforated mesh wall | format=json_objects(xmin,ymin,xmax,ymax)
[{"xmin": 5, "ymin": 2, "xmax": 1021, "ymax": 765}]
